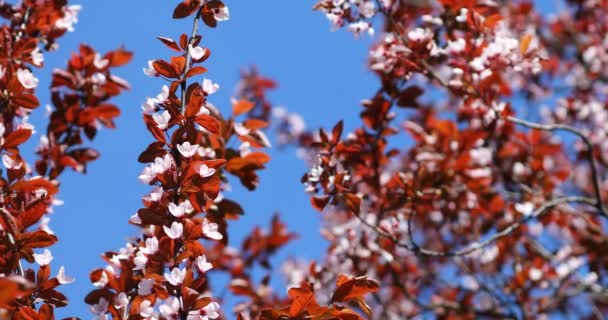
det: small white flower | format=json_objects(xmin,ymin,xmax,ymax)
[
  {"xmin": 143, "ymin": 186, "xmax": 164, "ymax": 202},
  {"xmin": 114, "ymin": 292, "xmax": 129, "ymax": 309},
  {"xmin": 196, "ymin": 255, "xmax": 213, "ymax": 273},
  {"xmin": 57, "ymin": 266, "xmax": 75, "ymax": 284},
  {"xmin": 213, "ymin": 6, "xmax": 230, "ymax": 21},
  {"xmin": 143, "ymin": 60, "xmax": 158, "ymax": 77},
  {"xmin": 202, "ymin": 302, "xmax": 220, "ymax": 319},
  {"xmin": 233, "ymin": 122, "xmax": 250, "ymax": 136},
  {"xmin": 90, "ymin": 298, "xmax": 109, "ymax": 315},
  {"xmin": 90, "ymin": 72, "xmax": 107, "ymax": 85},
  {"xmin": 202, "ymin": 218, "xmax": 223, "ymax": 240},
  {"xmin": 160, "ymin": 296, "xmax": 180, "ymax": 318},
  {"xmin": 139, "ymin": 300, "xmax": 154, "ymax": 318},
  {"xmin": 151, "ymin": 154, "xmax": 174, "ymax": 174},
  {"xmin": 55, "ymin": 5, "xmax": 81, "ymax": 32},
  {"xmin": 152, "ymin": 110, "xmax": 171, "ymax": 130},
  {"xmin": 164, "ymin": 267, "xmax": 186, "ymax": 286},
  {"xmin": 133, "ymin": 251, "xmax": 148, "ymax": 271},
  {"xmin": 188, "ymin": 44, "xmax": 207, "ymax": 60},
  {"xmin": 93, "ymin": 271, "xmax": 109, "ymax": 288},
  {"xmin": 199, "ymin": 164, "xmax": 216, "ymax": 178},
  {"xmin": 138, "ymin": 166, "xmax": 156, "ymax": 184},
  {"xmin": 0, "ymin": 66, "xmax": 5, "ymax": 79},
  {"xmin": 130, "ymin": 212, "xmax": 142, "ymax": 224},
  {"xmin": 202, "ymin": 78, "xmax": 219, "ymax": 95},
  {"xmin": 239, "ymin": 141, "xmax": 251, "ymax": 157},
  {"xmin": 31, "ymin": 47, "xmax": 44, "ymax": 67},
  {"xmin": 168, "ymin": 200, "xmax": 194, "ymax": 218},
  {"xmin": 2, "ymin": 154, "xmax": 22, "ymax": 170},
  {"xmin": 178, "ymin": 141, "xmax": 200, "ymax": 158},
  {"xmin": 93, "ymin": 53, "xmax": 109, "ymax": 69},
  {"xmin": 138, "ymin": 278, "xmax": 154, "ymax": 295},
  {"xmin": 447, "ymin": 38, "xmax": 466, "ymax": 53},
  {"xmin": 163, "ymin": 221, "xmax": 183, "ymax": 239},
  {"xmin": 407, "ymin": 27, "xmax": 432, "ymax": 42},
  {"xmin": 515, "ymin": 202, "xmax": 534, "ymax": 216},
  {"xmin": 33, "ymin": 249, "xmax": 53, "ymax": 266},
  {"xmin": 142, "ymin": 237, "xmax": 159, "ymax": 254},
  {"xmin": 16, "ymin": 69, "xmax": 39, "ymax": 89},
  {"xmin": 529, "ymin": 267, "xmax": 542, "ymax": 281}
]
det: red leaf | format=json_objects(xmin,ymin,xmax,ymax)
[
  {"xmin": 157, "ymin": 36, "xmax": 182, "ymax": 52},
  {"xmin": 232, "ymin": 99, "xmax": 255, "ymax": 117},
  {"xmin": 13, "ymin": 93, "xmax": 40, "ymax": 109},
  {"xmin": 153, "ymin": 60, "xmax": 178, "ymax": 78},
  {"xmin": 4, "ymin": 129, "xmax": 32, "ymax": 148},
  {"xmin": 195, "ymin": 114, "xmax": 220, "ymax": 134},
  {"xmin": 185, "ymin": 66, "xmax": 208, "ymax": 78}
]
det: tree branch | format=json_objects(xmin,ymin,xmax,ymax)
[
  {"xmin": 506, "ymin": 115, "xmax": 607, "ymax": 218},
  {"xmin": 354, "ymin": 196, "xmax": 596, "ymax": 257}
]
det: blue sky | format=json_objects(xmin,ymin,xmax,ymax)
[{"xmin": 29, "ymin": 1, "xmax": 377, "ymax": 317}]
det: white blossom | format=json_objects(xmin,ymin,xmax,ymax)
[
  {"xmin": 178, "ymin": 141, "xmax": 200, "ymax": 158},
  {"xmin": 57, "ymin": 266, "xmax": 75, "ymax": 284},
  {"xmin": 164, "ymin": 221, "xmax": 183, "ymax": 239},
  {"xmin": 196, "ymin": 255, "xmax": 213, "ymax": 273},
  {"xmin": 143, "ymin": 60, "xmax": 158, "ymax": 77},
  {"xmin": 138, "ymin": 278, "xmax": 155, "ymax": 295},
  {"xmin": 213, "ymin": 6, "xmax": 230, "ymax": 21},
  {"xmin": 202, "ymin": 218, "xmax": 223, "ymax": 240},
  {"xmin": 202, "ymin": 78, "xmax": 220, "ymax": 95},
  {"xmin": 90, "ymin": 298, "xmax": 109, "ymax": 315},
  {"xmin": 189, "ymin": 44, "xmax": 207, "ymax": 60},
  {"xmin": 199, "ymin": 164, "xmax": 216, "ymax": 178},
  {"xmin": 164, "ymin": 267, "xmax": 186, "ymax": 286},
  {"xmin": 153, "ymin": 110, "xmax": 171, "ymax": 130},
  {"xmin": 16, "ymin": 69, "xmax": 39, "ymax": 89},
  {"xmin": 33, "ymin": 249, "xmax": 53, "ymax": 266},
  {"xmin": 55, "ymin": 5, "xmax": 81, "ymax": 32},
  {"xmin": 160, "ymin": 296, "xmax": 180, "ymax": 318},
  {"xmin": 139, "ymin": 300, "xmax": 154, "ymax": 318}
]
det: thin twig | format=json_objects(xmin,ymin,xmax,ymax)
[
  {"xmin": 354, "ymin": 196, "xmax": 595, "ymax": 257},
  {"xmin": 506, "ymin": 115, "xmax": 607, "ymax": 217}
]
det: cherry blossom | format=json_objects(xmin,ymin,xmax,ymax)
[
  {"xmin": 177, "ymin": 141, "xmax": 200, "ymax": 158},
  {"xmin": 56, "ymin": 266, "xmax": 75, "ymax": 284},
  {"xmin": 139, "ymin": 300, "xmax": 155, "ymax": 318},
  {"xmin": 159, "ymin": 296, "xmax": 180, "ymax": 318},
  {"xmin": 16, "ymin": 68, "xmax": 39, "ymax": 89},
  {"xmin": 189, "ymin": 44, "xmax": 207, "ymax": 60},
  {"xmin": 33, "ymin": 249, "xmax": 53, "ymax": 266},
  {"xmin": 202, "ymin": 218, "xmax": 223, "ymax": 240},
  {"xmin": 202, "ymin": 78, "xmax": 220, "ymax": 95},
  {"xmin": 196, "ymin": 255, "xmax": 213, "ymax": 273},
  {"xmin": 143, "ymin": 60, "xmax": 158, "ymax": 77},
  {"xmin": 138, "ymin": 278, "xmax": 155, "ymax": 295},
  {"xmin": 212, "ymin": 6, "xmax": 230, "ymax": 21},
  {"xmin": 198, "ymin": 164, "xmax": 216, "ymax": 178},
  {"xmin": 163, "ymin": 222, "xmax": 184, "ymax": 239},
  {"xmin": 152, "ymin": 110, "xmax": 171, "ymax": 129},
  {"xmin": 164, "ymin": 267, "xmax": 186, "ymax": 286}
]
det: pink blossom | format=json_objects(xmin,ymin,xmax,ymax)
[{"xmin": 199, "ymin": 164, "xmax": 216, "ymax": 178}]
